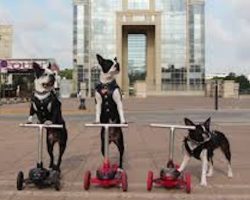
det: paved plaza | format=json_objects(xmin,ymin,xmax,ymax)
[{"xmin": 0, "ymin": 96, "xmax": 250, "ymax": 199}]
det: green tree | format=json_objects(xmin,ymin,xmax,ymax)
[{"xmin": 59, "ymin": 68, "xmax": 73, "ymax": 79}]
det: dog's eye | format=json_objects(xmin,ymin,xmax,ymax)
[{"xmin": 44, "ymin": 73, "xmax": 48, "ymax": 76}]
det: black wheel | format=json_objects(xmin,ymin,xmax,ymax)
[
  {"xmin": 17, "ymin": 171, "xmax": 24, "ymax": 190},
  {"xmin": 54, "ymin": 171, "xmax": 61, "ymax": 191},
  {"xmin": 54, "ymin": 178, "xmax": 60, "ymax": 191}
]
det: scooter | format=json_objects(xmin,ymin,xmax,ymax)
[
  {"xmin": 147, "ymin": 124, "xmax": 195, "ymax": 193},
  {"xmin": 17, "ymin": 123, "xmax": 63, "ymax": 191},
  {"xmin": 83, "ymin": 123, "xmax": 128, "ymax": 191}
]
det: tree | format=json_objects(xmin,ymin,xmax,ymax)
[
  {"xmin": 59, "ymin": 68, "xmax": 73, "ymax": 79},
  {"xmin": 223, "ymin": 72, "xmax": 250, "ymax": 92}
]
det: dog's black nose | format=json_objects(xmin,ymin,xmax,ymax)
[{"xmin": 49, "ymin": 74, "xmax": 55, "ymax": 82}]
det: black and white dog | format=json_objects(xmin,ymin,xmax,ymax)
[
  {"xmin": 177, "ymin": 117, "xmax": 233, "ymax": 186},
  {"xmin": 27, "ymin": 62, "xmax": 68, "ymax": 172},
  {"xmin": 95, "ymin": 54, "xmax": 126, "ymax": 169}
]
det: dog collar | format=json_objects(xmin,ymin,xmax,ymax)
[
  {"xmin": 34, "ymin": 90, "xmax": 51, "ymax": 95},
  {"xmin": 187, "ymin": 133, "xmax": 212, "ymax": 145}
]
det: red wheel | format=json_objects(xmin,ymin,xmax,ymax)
[
  {"xmin": 83, "ymin": 171, "xmax": 91, "ymax": 190},
  {"xmin": 147, "ymin": 171, "xmax": 153, "ymax": 191},
  {"xmin": 185, "ymin": 172, "xmax": 191, "ymax": 194},
  {"xmin": 121, "ymin": 171, "xmax": 128, "ymax": 192}
]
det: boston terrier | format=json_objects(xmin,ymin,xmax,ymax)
[
  {"xmin": 95, "ymin": 54, "xmax": 126, "ymax": 169},
  {"xmin": 27, "ymin": 62, "xmax": 68, "ymax": 172},
  {"xmin": 177, "ymin": 117, "xmax": 233, "ymax": 186}
]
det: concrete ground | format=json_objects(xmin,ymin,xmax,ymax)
[{"xmin": 0, "ymin": 96, "xmax": 250, "ymax": 200}]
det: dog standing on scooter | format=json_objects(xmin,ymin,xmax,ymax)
[
  {"xmin": 95, "ymin": 54, "xmax": 126, "ymax": 169},
  {"xmin": 177, "ymin": 117, "xmax": 233, "ymax": 186},
  {"xmin": 27, "ymin": 62, "xmax": 68, "ymax": 172}
]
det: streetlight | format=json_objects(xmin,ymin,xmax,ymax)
[{"xmin": 214, "ymin": 79, "xmax": 219, "ymax": 110}]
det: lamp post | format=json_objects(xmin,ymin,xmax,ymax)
[{"xmin": 214, "ymin": 79, "xmax": 218, "ymax": 110}]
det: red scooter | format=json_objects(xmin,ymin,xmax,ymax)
[
  {"xmin": 147, "ymin": 124, "xmax": 195, "ymax": 193},
  {"xmin": 83, "ymin": 123, "xmax": 128, "ymax": 191}
]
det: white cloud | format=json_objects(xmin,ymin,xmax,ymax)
[
  {"xmin": 206, "ymin": 0, "xmax": 250, "ymax": 75},
  {"xmin": 0, "ymin": 0, "xmax": 72, "ymax": 68}
]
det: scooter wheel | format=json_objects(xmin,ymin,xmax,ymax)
[
  {"xmin": 54, "ymin": 175, "xmax": 61, "ymax": 191},
  {"xmin": 121, "ymin": 171, "xmax": 128, "ymax": 192},
  {"xmin": 147, "ymin": 171, "xmax": 153, "ymax": 191},
  {"xmin": 185, "ymin": 172, "xmax": 191, "ymax": 194},
  {"xmin": 17, "ymin": 171, "xmax": 24, "ymax": 190},
  {"xmin": 83, "ymin": 171, "xmax": 91, "ymax": 190}
]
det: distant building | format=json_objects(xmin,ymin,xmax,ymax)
[
  {"xmin": 0, "ymin": 25, "xmax": 13, "ymax": 58},
  {"xmin": 73, "ymin": 0, "xmax": 206, "ymax": 96}
]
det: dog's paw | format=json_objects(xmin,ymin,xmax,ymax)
[
  {"xmin": 206, "ymin": 170, "xmax": 213, "ymax": 177},
  {"xmin": 44, "ymin": 120, "xmax": 52, "ymax": 125},
  {"xmin": 228, "ymin": 171, "xmax": 233, "ymax": 178},
  {"xmin": 200, "ymin": 181, "xmax": 207, "ymax": 186},
  {"xmin": 27, "ymin": 116, "xmax": 33, "ymax": 124},
  {"xmin": 117, "ymin": 168, "xmax": 124, "ymax": 172}
]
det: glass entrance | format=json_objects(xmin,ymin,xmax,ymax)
[{"xmin": 128, "ymin": 34, "xmax": 147, "ymax": 94}]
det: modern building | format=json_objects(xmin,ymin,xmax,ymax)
[
  {"xmin": 0, "ymin": 25, "xmax": 13, "ymax": 59},
  {"xmin": 73, "ymin": 0, "xmax": 205, "ymax": 96}
]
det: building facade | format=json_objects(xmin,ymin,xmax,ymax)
[
  {"xmin": 0, "ymin": 25, "xmax": 13, "ymax": 59},
  {"xmin": 73, "ymin": 0, "xmax": 205, "ymax": 96}
]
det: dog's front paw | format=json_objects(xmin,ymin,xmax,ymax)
[
  {"xmin": 120, "ymin": 120, "xmax": 127, "ymax": 124},
  {"xmin": 200, "ymin": 181, "xmax": 207, "ymax": 186},
  {"xmin": 27, "ymin": 116, "xmax": 33, "ymax": 124},
  {"xmin": 228, "ymin": 171, "xmax": 233, "ymax": 178},
  {"xmin": 206, "ymin": 172, "xmax": 213, "ymax": 177},
  {"xmin": 44, "ymin": 120, "xmax": 53, "ymax": 125}
]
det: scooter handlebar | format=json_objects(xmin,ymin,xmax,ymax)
[
  {"xmin": 19, "ymin": 123, "xmax": 63, "ymax": 129},
  {"xmin": 150, "ymin": 123, "xmax": 195, "ymax": 130},
  {"xmin": 85, "ymin": 123, "xmax": 128, "ymax": 128}
]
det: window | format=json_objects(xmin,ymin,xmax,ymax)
[{"xmin": 128, "ymin": 0, "xmax": 149, "ymax": 10}]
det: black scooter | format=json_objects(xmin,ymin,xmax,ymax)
[{"xmin": 17, "ymin": 123, "xmax": 63, "ymax": 191}]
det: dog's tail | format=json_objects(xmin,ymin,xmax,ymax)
[{"xmin": 216, "ymin": 131, "xmax": 232, "ymax": 164}]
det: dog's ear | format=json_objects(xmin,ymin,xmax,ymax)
[
  {"xmin": 47, "ymin": 62, "xmax": 52, "ymax": 70},
  {"xmin": 204, "ymin": 117, "xmax": 211, "ymax": 131},
  {"xmin": 33, "ymin": 62, "xmax": 44, "ymax": 78},
  {"xmin": 184, "ymin": 118, "xmax": 195, "ymax": 126},
  {"xmin": 96, "ymin": 54, "xmax": 104, "ymax": 65}
]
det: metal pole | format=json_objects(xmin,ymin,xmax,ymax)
[
  {"xmin": 38, "ymin": 126, "xmax": 44, "ymax": 168},
  {"xmin": 169, "ymin": 127, "xmax": 175, "ymax": 161},
  {"xmin": 186, "ymin": 0, "xmax": 190, "ymax": 90},
  {"xmin": 104, "ymin": 125, "xmax": 109, "ymax": 163},
  {"xmin": 215, "ymin": 79, "xmax": 218, "ymax": 110},
  {"xmin": 88, "ymin": 0, "xmax": 92, "ymax": 97}
]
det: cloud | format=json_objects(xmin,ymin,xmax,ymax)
[
  {"xmin": 206, "ymin": 0, "xmax": 250, "ymax": 75},
  {"xmin": 0, "ymin": 0, "xmax": 72, "ymax": 68}
]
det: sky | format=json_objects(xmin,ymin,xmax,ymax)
[{"xmin": 0, "ymin": 0, "xmax": 250, "ymax": 75}]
